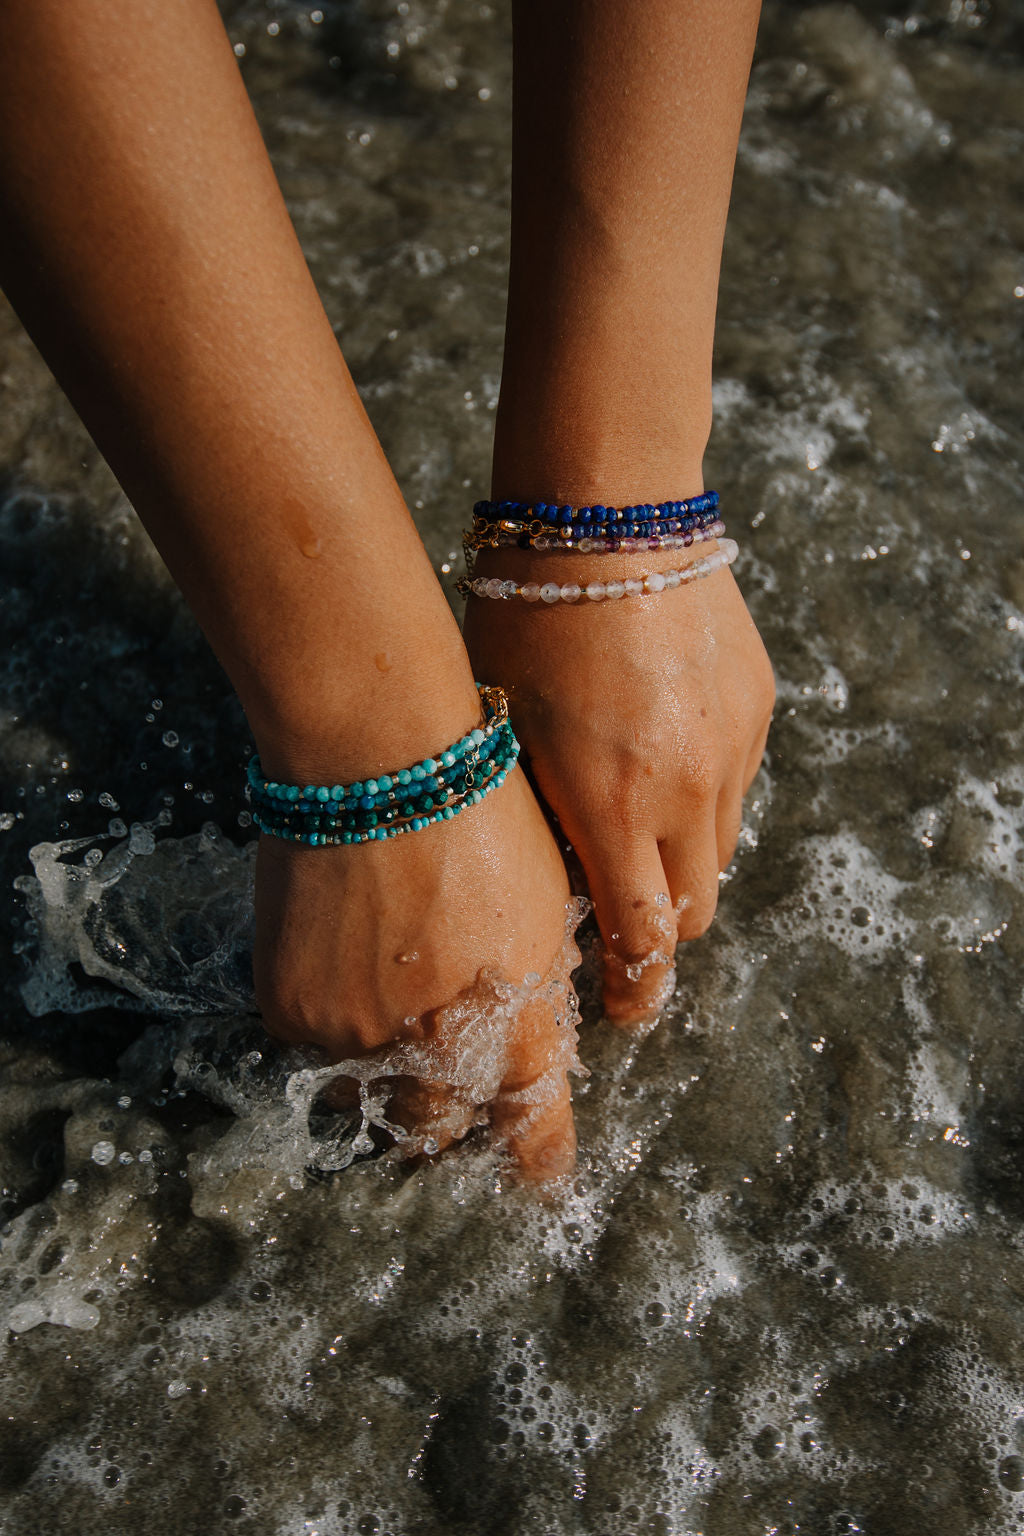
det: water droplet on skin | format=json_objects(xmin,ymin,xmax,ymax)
[{"xmin": 395, "ymin": 950, "xmax": 419, "ymax": 965}]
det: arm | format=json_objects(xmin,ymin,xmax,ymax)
[
  {"xmin": 0, "ymin": 0, "xmax": 576, "ymax": 1174},
  {"xmin": 465, "ymin": 0, "xmax": 775, "ymax": 1025}
]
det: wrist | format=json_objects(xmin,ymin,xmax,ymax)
[{"xmin": 243, "ymin": 596, "xmax": 482, "ymax": 786}]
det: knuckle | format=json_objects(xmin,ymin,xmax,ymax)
[{"xmin": 682, "ymin": 753, "xmax": 721, "ymax": 805}]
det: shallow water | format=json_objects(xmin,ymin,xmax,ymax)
[{"xmin": 2, "ymin": 1, "xmax": 1024, "ymax": 1532}]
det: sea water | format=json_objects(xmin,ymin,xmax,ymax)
[{"xmin": 1, "ymin": 1, "xmax": 1023, "ymax": 1532}]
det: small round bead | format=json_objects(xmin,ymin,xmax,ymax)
[
  {"xmin": 423, "ymin": 759, "xmax": 437, "ymax": 774},
  {"xmin": 540, "ymin": 583, "xmax": 562, "ymax": 604},
  {"xmin": 624, "ymin": 578, "xmax": 644, "ymax": 597},
  {"xmin": 485, "ymin": 578, "xmax": 504, "ymax": 600},
  {"xmin": 499, "ymin": 581, "xmax": 518, "ymax": 600},
  {"xmin": 560, "ymin": 584, "xmax": 582, "ymax": 603},
  {"xmin": 605, "ymin": 580, "xmax": 625, "ymax": 600},
  {"xmin": 644, "ymin": 572, "xmax": 666, "ymax": 594},
  {"xmin": 585, "ymin": 582, "xmax": 607, "ymax": 601}
]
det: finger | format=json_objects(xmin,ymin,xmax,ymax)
[
  {"xmin": 491, "ymin": 994, "xmax": 577, "ymax": 1180},
  {"xmin": 582, "ymin": 832, "xmax": 678, "ymax": 1029},
  {"xmin": 386, "ymin": 1074, "xmax": 467, "ymax": 1157},
  {"xmin": 716, "ymin": 783, "xmax": 744, "ymax": 871},
  {"xmin": 660, "ymin": 818, "xmax": 722, "ymax": 941}
]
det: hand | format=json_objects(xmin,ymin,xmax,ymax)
[
  {"xmin": 253, "ymin": 767, "xmax": 580, "ymax": 1179},
  {"xmin": 464, "ymin": 552, "xmax": 774, "ymax": 1027}
]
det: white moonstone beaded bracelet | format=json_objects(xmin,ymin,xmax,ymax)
[{"xmin": 457, "ymin": 539, "xmax": 739, "ymax": 604}]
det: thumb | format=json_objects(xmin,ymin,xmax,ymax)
[{"xmin": 581, "ymin": 831, "xmax": 677, "ymax": 1030}]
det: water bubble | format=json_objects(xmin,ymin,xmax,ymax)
[
  {"xmin": 161, "ymin": 731, "xmax": 179, "ymax": 749},
  {"xmin": 999, "ymin": 1456, "xmax": 1024, "ymax": 1492},
  {"xmin": 753, "ymin": 1424, "xmax": 784, "ymax": 1459},
  {"xmin": 98, "ymin": 792, "xmax": 119, "ymax": 811},
  {"xmin": 91, "ymin": 1141, "xmax": 116, "ymax": 1166},
  {"xmin": 166, "ymin": 1380, "xmax": 187, "ymax": 1399}
]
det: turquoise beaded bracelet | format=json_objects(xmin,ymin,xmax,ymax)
[{"xmin": 247, "ymin": 685, "xmax": 518, "ymax": 846}]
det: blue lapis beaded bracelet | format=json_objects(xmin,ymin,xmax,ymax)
[{"xmin": 468, "ymin": 491, "xmax": 720, "ymax": 545}]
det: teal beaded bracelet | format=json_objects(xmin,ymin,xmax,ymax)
[{"xmin": 247, "ymin": 685, "xmax": 518, "ymax": 846}]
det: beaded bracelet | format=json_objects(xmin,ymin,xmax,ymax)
[
  {"xmin": 457, "ymin": 540, "xmax": 739, "ymax": 604},
  {"xmin": 469, "ymin": 497, "xmax": 718, "ymax": 540},
  {"xmin": 247, "ymin": 685, "xmax": 519, "ymax": 845},
  {"xmin": 251, "ymin": 726, "xmax": 517, "ymax": 840},
  {"xmin": 467, "ymin": 521, "xmax": 725, "ymax": 556},
  {"xmin": 463, "ymin": 493, "xmax": 723, "ymax": 574}
]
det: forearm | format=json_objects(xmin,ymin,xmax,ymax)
[
  {"xmin": 494, "ymin": 0, "xmax": 761, "ymax": 503},
  {"xmin": 0, "ymin": 0, "xmax": 475, "ymax": 779}
]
